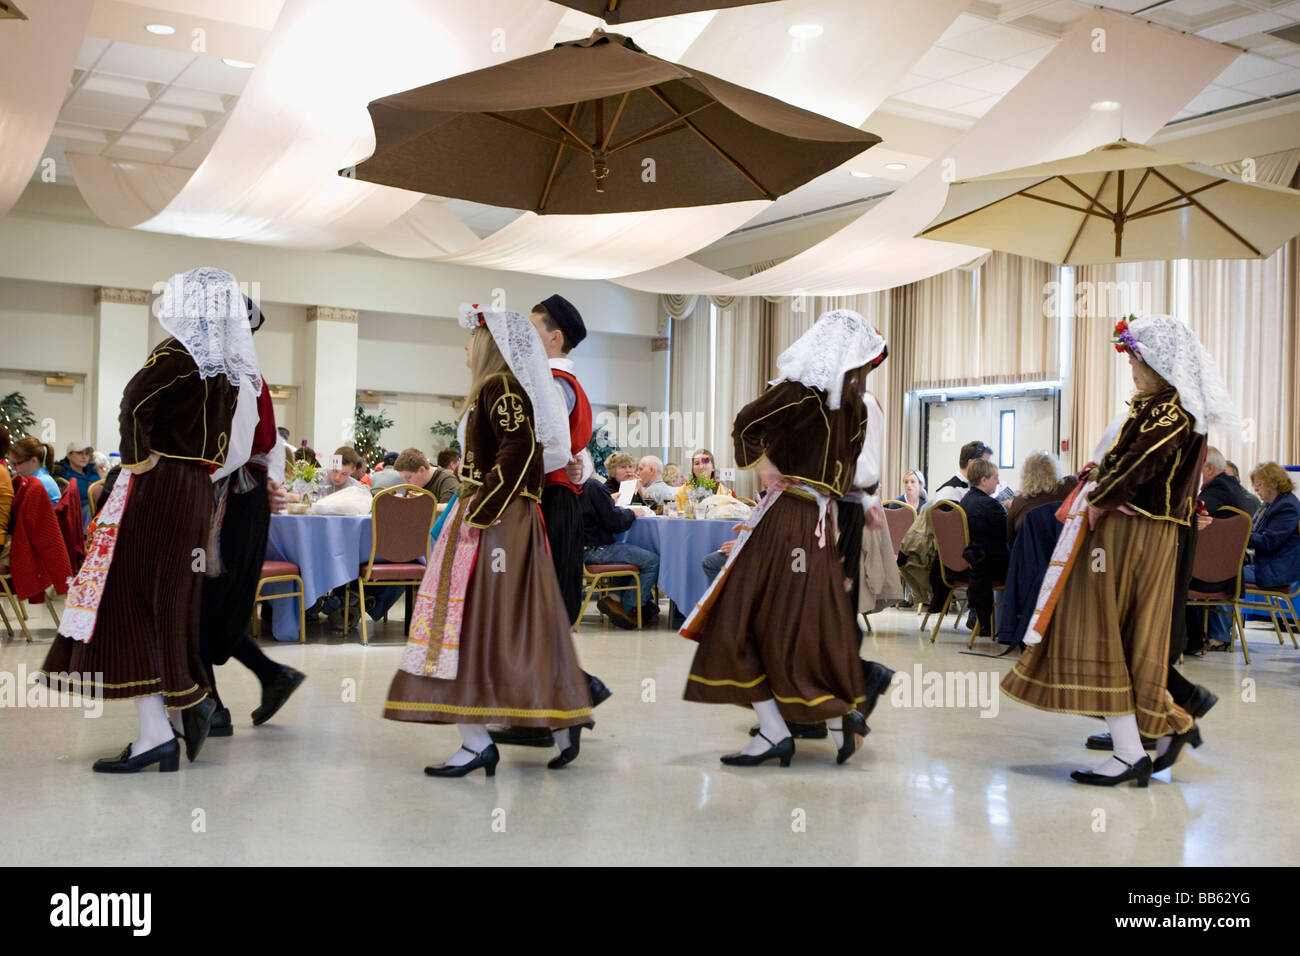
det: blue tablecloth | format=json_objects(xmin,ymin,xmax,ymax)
[
  {"xmin": 264, "ymin": 514, "xmax": 374, "ymax": 641},
  {"xmin": 617, "ymin": 515, "xmax": 736, "ymax": 614}
]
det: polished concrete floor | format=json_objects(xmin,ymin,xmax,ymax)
[{"xmin": 2, "ymin": 599, "xmax": 1298, "ymax": 866}]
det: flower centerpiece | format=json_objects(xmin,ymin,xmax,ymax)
[
  {"xmin": 288, "ymin": 456, "xmax": 326, "ymax": 502},
  {"xmin": 683, "ymin": 473, "xmax": 717, "ymax": 516}
]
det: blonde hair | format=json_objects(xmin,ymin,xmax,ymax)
[
  {"xmin": 605, "ymin": 451, "xmax": 635, "ymax": 474},
  {"xmin": 966, "ymin": 458, "xmax": 998, "ymax": 486},
  {"xmin": 1019, "ymin": 452, "xmax": 1061, "ymax": 497},
  {"xmin": 462, "ymin": 325, "xmax": 510, "ymax": 415},
  {"xmin": 1250, "ymin": 461, "xmax": 1294, "ymax": 497}
]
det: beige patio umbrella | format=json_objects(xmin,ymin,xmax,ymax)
[
  {"xmin": 350, "ymin": 29, "xmax": 879, "ymax": 215},
  {"xmin": 552, "ymin": 0, "xmax": 781, "ymax": 23},
  {"xmin": 919, "ymin": 139, "xmax": 1300, "ymax": 264}
]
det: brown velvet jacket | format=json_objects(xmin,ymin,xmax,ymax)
[
  {"xmin": 458, "ymin": 372, "xmax": 543, "ymax": 529},
  {"xmin": 119, "ymin": 338, "xmax": 236, "ymax": 469},
  {"xmin": 1088, "ymin": 385, "xmax": 1205, "ymax": 525},
  {"xmin": 733, "ymin": 380, "xmax": 867, "ymax": 498}
]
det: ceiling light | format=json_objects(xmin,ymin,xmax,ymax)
[
  {"xmin": 222, "ymin": 58, "xmax": 256, "ymax": 69},
  {"xmin": 145, "ymin": 23, "xmax": 174, "ymax": 35},
  {"xmin": 788, "ymin": 23, "xmax": 823, "ymax": 39},
  {"xmin": 884, "ymin": 162, "xmax": 906, "ymax": 170},
  {"xmin": 850, "ymin": 171, "xmax": 872, "ymax": 178},
  {"xmin": 1091, "ymin": 100, "xmax": 1121, "ymax": 111}
]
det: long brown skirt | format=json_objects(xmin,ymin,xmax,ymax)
[
  {"xmin": 1001, "ymin": 513, "xmax": 1193, "ymax": 739},
  {"xmin": 684, "ymin": 493, "xmax": 865, "ymax": 724},
  {"xmin": 40, "ymin": 458, "xmax": 211, "ymax": 710},
  {"xmin": 384, "ymin": 496, "xmax": 592, "ymax": 729}
]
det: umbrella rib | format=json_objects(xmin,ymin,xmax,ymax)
[
  {"xmin": 1018, "ymin": 190, "xmax": 1110, "ymax": 218},
  {"xmin": 1062, "ymin": 171, "xmax": 1111, "ymax": 265},
  {"xmin": 484, "ymin": 112, "xmax": 577, "ymax": 150},
  {"xmin": 541, "ymin": 107, "xmax": 596, "ymax": 154},
  {"xmin": 601, "ymin": 92, "xmax": 629, "ymax": 150},
  {"xmin": 606, "ymin": 99, "xmax": 715, "ymax": 154},
  {"xmin": 645, "ymin": 84, "xmax": 775, "ymax": 200},
  {"xmin": 538, "ymin": 102, "xmax": 582, "ymax": 214},
  {"xmin": 1125, "ymin": 179, "xmax": 1225, "ymax": 220},
  {"xmin": 1120, "ymin": 167, "xmax": 1152, "ymax": 218},
  {"xmin": 1146, "ymin": 168, "xmax": 1260, "ymax": 256},
  {"xmin": 1056, "ymin": 174, "xmax": 1116, "ymax": 215}
]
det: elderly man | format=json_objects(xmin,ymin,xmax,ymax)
[{"xmin": 637, "ymin": 455, "xmax": 673, "ymax": 509}]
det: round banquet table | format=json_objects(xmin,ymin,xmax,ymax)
[
  {"xmin": 616, "ymin": 515, "xmax": 737, "ymax": 617},
  {"xmin": 263, "ymin": 514, "xmax": 385, "ymax": 641}
]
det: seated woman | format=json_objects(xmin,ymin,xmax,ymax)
[
  {"xmin": 674, "ymin": 447, "xmax": 733, "ymax": 511},
  {"xmin": 602, "ymin": 451, "xmax": 649, "ymax": 506},
  {"xmin": 9, "ymin": 437, "xmax": 62, "ymax": 506},
  {"xmin": 891, "ymin": 469, "xmax": 926, "ymax": 511},
  {"xmin": 1218, "ymin": 462, "xmax": 1300, "ymax": 649},
  {"xmin": 961, "ymin": 459, "xmax": 1009, "ymax": 636},
  {"xmin": 1006, "ymin": 452, "xmax": 1078, "ymax": 545}
]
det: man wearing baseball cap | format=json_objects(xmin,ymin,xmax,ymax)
[{"xmin": 55, "ymin": 439, "xmax": 99, "ymax": 525}]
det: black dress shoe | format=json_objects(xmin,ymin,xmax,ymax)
[
  {"xmin": 425, "ymin": 743, "xmax": 500, "ymax": 778},
  {"xmin": 1152, "ymin": 724, "xmax": 1203, "ymax": 773},
  {"xmin": 585, "ymin": 672, "xmax": 613, "ymax": 708},
  {"xmin": 252, "ymin": 665, "xmax": 306, "ymax": 726},
  {"xmin": 722, "ymin": 732, "xmax": 794, "ymax": 767},
  {"xmin": 1070, "ymin": 754, "xmax": 1152, "ymax": 787},
  {"xmin": 92, "ymin": 738, "xmax": 181, "ymax": 774},
  {"xmin": 1184, "ymin": 685, "xmax": 1218, "ymax": 720},
  {"xmin": 837, "ymin": 711, "xmax": 869, "ymax": 765},
  {"xmin": 208, "ymin": 707, "xmax": 233, "ymax": 738},
  {"xmin": 547, "ymin": 726, "xmax": 582, "ymax": 769},
  {"xmin": 489, "ymin": 726, "xmax": 555, "ymax": 748},
  {"xmin": 860, "ymin": 661, "xmax": 896, "ymax": 719},
  {"xmin": 598, "ymin": 596, "xmax": 637, "ymax": 630},
  {"xmin": 750, "ymin": 721, "xmax": 827, "ymax": 739},
  {"xmin": 1085, "ymin": 732, "xmax": 1158, "ymax": 751},
  {"xmin": 181, "ymin": 697, "xmax": 217, "ymax": 762}
]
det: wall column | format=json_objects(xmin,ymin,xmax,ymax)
[
  {"xmin": 92, "ymin": 287, "xmax": 151, "ymax": 454},
  {"xmin": 302, "ymin": 305, "xmax": 359, "ymax": 454}
]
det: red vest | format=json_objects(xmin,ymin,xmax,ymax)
[{"xmin": 546, "ymin": 367, "xmax": 592, "ymax": 493}]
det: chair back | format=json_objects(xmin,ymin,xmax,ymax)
[
  {"xmin": 1191, "ymin": 505, "xmax": 1251, "ymax": 589},
  {"xmin": 367, "ymin": 484, "xmax": 437, "ymax": 569},
  {"xmin": 87, "ymin": 479, "xmax": 105, "ymax": 514},
  {"xmin": 883, "ymin": 502, "xmax": 915, "ymax": 554},
  {"xmin": 930, "ymin": 500, "xmax": 971, "ymax": 581}
]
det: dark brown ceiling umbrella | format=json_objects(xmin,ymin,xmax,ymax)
[
  {"xmin": 551, "ymin": 0, "xmax": 781, "ymax": 24},
  {"xmin": 350, "ymin": 30, "xmax": 880, "ymax": 215}
]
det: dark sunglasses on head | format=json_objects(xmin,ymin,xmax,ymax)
[{"xmin": 695, "ymin": 456, "xmax": 712, "ymax": 465}]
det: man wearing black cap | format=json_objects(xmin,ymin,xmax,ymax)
[{"xmin": 488, "ymin": 294, "xmax": 611, "ymax": 749}]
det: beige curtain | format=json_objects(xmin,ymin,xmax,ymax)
[
  {"xmin": 979, "ymin": 252, "xmax": 1058, "ymax": 383},
  {"xmin": 711, "ymin": 298, "xmax": 765, "ymax": 500},
  {"xmin": 667, "ymin": 313, "xmax": 712, "ymax": 478}
]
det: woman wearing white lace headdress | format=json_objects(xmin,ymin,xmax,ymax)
[
  {"xmin": 1002, "ymin": 314, "xmax": 1238, "ymax": 786},
  {"xmin": 681, "ymin": 308, "xmax": 889, "ymax": 767},
  {"xmin": 384, "ymin": 306, "xmax": 593, "ymax": 777},
  {"xmin": 40, "ymin": 267, "xmax": 245, "ymax": 773}
]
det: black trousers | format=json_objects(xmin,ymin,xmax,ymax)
[
  {"xmin": 1166, "ymin": 523, "xmax": 1196, "ymax": 707},
  {"xmin": 836, "ymin": 500, "xmax": 864, "ymax": 618},
  {"xmin": 967, "ymin": 553, "xmax": 1009, "ymax": 635},
  {"xmin": 541, "ymin": 484, "xmax": 584, "ymax": 625}
]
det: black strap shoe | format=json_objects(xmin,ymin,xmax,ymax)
[
  {"xmin": 425, "ymin": 743, "xmax": 500, "ymax": 778},
  {"xmin": 836, "ymin": 711, "xmax": 869, "ymax": 765},
  {"xmin": 1070, "ymin": 754, "xmax": 1152, "ymax": 787},
  {"xmin": 1152, "ymin": 724, "xmax": 1203, "ymax": 773},
  {"xmin": 252, "ymin": 666, "xmax": 306, "ymax": 726},
  {"xmin": 722, "ymin": 731, "xmax": 794, "ymax": 767},
  {"xmin": 93, "ymin": 738, "xmax": 181, "ymax": 774}
]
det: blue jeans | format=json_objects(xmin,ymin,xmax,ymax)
[
  {"xmin": 702, "ymin": 548, "xmax": 727, "ymax": 585},
  {"xmin": 585, "ymin": 542, "xmax": 659, "ymax": 609}
]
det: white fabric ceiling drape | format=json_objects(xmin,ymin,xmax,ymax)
[
  {"xmin": 0, "ymin": 0, "xmax": 93, "ymax": 218},
  {"xmin": 615, "ymin": 9, "xmax": 1239, "ymax": 296}
]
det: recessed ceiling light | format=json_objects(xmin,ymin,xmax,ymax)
[
  {"xmin": 884, "ymin": 162, "xmax": 907, "ymax": 170},
  {"xmin": 222, "ymin": 58, "xmax": 256, "ymax": 70},
  {"xmin": 1091, "ymin": 100, "xmax": 1121, "ymax": 111},
  {"xmin": 850, "ymin": 170, "xmax": 872, "ymax": 178},
  {"xmin": 788, "ymin": 23, "xmax": 823, "ymax": 39},
  {"xmin": 145, "ymin": 23, "xmax": 174, "ymax": 35}
]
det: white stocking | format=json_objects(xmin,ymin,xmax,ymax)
[
  {"xmin": 1093, "ymin": 714, "xmax": 1145, "ymax": 775},
  {"xmin": 134, "ymin": 695, "xmax": 173, "ymax": 754},
  {"xmin": 443, "ymin": 723, "xmax": 492, "ymax": 767},
  {"xmin": 741, "ymin": 698, "xmax": 790, "ymax": 756}
]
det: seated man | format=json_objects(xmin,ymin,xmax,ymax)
[
  {"xmin": 395, "ymin": 447, "xmax": 459, "ymax": 503},
  {"xmin": 580, "ymin": 477, "xmax": 659, "ymax": 629},
  {"xmin": 602, "ymin": 451, "xmax": 648, "ymax": 506},
  {"xmin": 319, "ymin": 446, "xmax": 365, "ymax": 497},
  {"xmin": 702, "ymin": 541, "xmax": 735, "ymax": 585},
  {"xmin": 926, "ymin": 440, "xmax": 992, "ymax": 615},
  {"xmin": 961, "ymin": 459, "xmax": 1009, "ymax": 637},
  {"xmin": 637, "ymin": 455, "xmax": 673, "ymax": 509}
]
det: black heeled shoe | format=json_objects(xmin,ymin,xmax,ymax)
[
  {"xmin": 860, "ymin": 661, "xmax": 896, "ymax": 719},
  {"xmin": 92, "ymin": 738, "xmax": 181, "ymax": 774},
  {"xmin": 835, "ymin": 710, "xmax": 869, "ymax": 765},
  {"xmin": 1185, "ymin": 685, "xmax": 1218, "ymax": 720},
  {"xmin": 721, "ymin": 731, "xmax": 794, "ymax": 767},
  {"xmin": 1069, "ymin": 754, "xmax": 1152, "ymax": 787},
  {"xmin": 425, "ymin": 743, "xmax": 500, "ymax": 778},
  {"xmin": 252, "ymin": 666, "xmax": 306, "ymax": 726},
  {"xmin": 547, "ymin": 726, "xmax": 582, "ymax": 769},
  {"xmin": 181, "ymin": 697, "xmax": 217, "ymax": 762},
  {"xmin": 208, "ymin": 707, "xmax": 233, "ymax": 738},
  {"xmin": 585, "ymin": 672, "xmax": 612, "ymax": 708},
  {"xmin": 1152, "ymin": 724, "xmax": 1203, "ymax": 773}
]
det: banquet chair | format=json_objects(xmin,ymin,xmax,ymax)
[
  {"xmin": 347, "ymin": 484, "xmax": 436, "ymax": 645},
  {"xmin": 0, "ymin": 565, "xmax": 32, "ymax": 642},
  {"xmin": 925, "ymin": 501, "xmax": 1003, "ymax": 647},
  {"xmin": 883, "ymin": 501, "xmax": 915, "ymax": 556},
  {"xmin": 253, "ymin": 561, "xmax": 307, "ymax": 643},
  {"xmin": 1185, "ymin": 506, "xmax": 1252, "ymax": 664},
  {"xmin": 577, "ymin": 564, "xmax": 642, "ymax": 630},
  {"xmin": 87, "ymin": 479, "xmax": 105, "ymax": 515}
]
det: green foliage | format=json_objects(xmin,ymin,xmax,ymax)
[
  {"xmin": 587, "ymin": 425, "xmax": 620, "ymax": 478},
  {"xmin": 429, "ymin": 420, "xmax": 461, "ymax": 455},
  {"xmin": 0, "ymin": 391, "xmax": 37, "ymax": 438},
  {"xmin": 353, "ymin": 401, "xmax": 393, "ymax": 467}
]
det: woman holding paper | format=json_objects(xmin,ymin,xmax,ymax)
[
  {"xmin": 1001, "ymin": 315, "xmax": 1235, "ymax": 786},
  {"xmin": 383, "ymin": 306, "xmax": 593, "ymax": 777}
]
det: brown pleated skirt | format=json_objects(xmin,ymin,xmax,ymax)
[
  {"xmin": 40, "ymin": 458, "xmax": 211, "ymax": 710},
  {"xmin": 384, "ymin": 496, "xmax": 592, "ymax": 729},
  {"xmin": 684, "ymin": 492, "xmax": 865, "ymax": 723},
  {"xmin": 1001, "ymin": 513, "xmax": 1193, "ymax": 739}
]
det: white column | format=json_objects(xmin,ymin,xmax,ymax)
[
  {"xmin": 651, "ymin": 334, "xmax": 670, "ymax": 460},
  {"xmin": 92, "ymin": 287, "xmax": 151, "ymax": 455},
  {"xmin": 302, "ymin": 306, "xmax": 359, "ymax": 454}
]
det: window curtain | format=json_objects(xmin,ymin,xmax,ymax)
[
  {"xmin": 668, "ymin": 313, "xmax": 712, "ymax": 480},
  {"xmin": 711, "ymin": 298, "xmax": 765, "ymax": 500},
  {"xmin": 978, "ymin": 252, "xmax": 1058, "ymax": 384}
]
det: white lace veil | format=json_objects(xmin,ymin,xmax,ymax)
[
  {"xmin": 156, "ymin": 267, "xmax": 263, "ymax": 394},
  {"xmin": 1126, "ymin": 314, "xmax": 1238, "ymax": 435},
  {"xmin": 459, "ymin": 305, "xmax": 571, "ymax": 473},
  {"xmin": 772, "ymin": 308, "xmax": 887, "ymax": 410}
]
